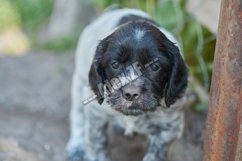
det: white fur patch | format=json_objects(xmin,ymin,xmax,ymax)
[{"xmin": 134, "ymin": 29, "xmax": 145, "ymax": 41}]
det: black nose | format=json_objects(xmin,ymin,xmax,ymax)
[{"xmin": 122, "ymin": 88, "xmax": 140, "ymax": 101}]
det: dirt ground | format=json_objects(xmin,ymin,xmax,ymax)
[{"xmin": 0, "ymin": 51, "xmax": 207, "ymax": 161}]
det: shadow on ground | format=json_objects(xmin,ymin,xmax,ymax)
[{"xmin": 0, "ymin": 52, "xmax": 206, "ymax": 161}]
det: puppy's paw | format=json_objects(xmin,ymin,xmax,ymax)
[
  {"xmin": 66, "ymin": 148, "xmax": 85, "ymax": 161},
  {"xmin": 66, "ymin": 140, "xmax": 85, "ymax": 161},
  {"xmin": 85, "ymin": 152, "xmax": 112, "ymax": 161},
  {"xmin": 143, "ymin": 154, "xmax": 162, "ymax": 161}
]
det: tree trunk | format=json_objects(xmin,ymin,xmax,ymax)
[{"xmin": 40, "ymin": 0, "xmax": 95, "ymax": 41}]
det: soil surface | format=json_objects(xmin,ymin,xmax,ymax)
[{"xmin": 0, "ymin": 51, "xmax": 206, "ymax": 161}]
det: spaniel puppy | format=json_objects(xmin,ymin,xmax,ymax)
[{"xmin": 66, "ymin": 8, "xmax": 188, "ymax": 161}]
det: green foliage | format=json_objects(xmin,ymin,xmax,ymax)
[
  {"xmin": 155, "ymin": 1, "xmax": 183, "ymax": 31},
  {"xmin": 9, "ymin": 0, "xmax": 53, "ymax": 31},
  {"xmin": 39, "ymin": 34, "xmax": 79, "ymax": 52},
  {"xmin": 0, "ymin": 0, "xmax": 53, "ymax": 51},
  {"xmin": 181, "ymin": 19, "xmax": 216, "ymax": 90},
  {"xmin": 90, "ymin": 0, "xmax": 115, "ymax": 8},
  {"xmin": 194, "ymin": 101, "xmax": 209, "ymax": 113},
  {"xmin": 0, "ymin": 0, "xmax": 21, "ymax": 30}
]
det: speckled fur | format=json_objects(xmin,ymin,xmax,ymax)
[{"xmin": 66, "ymin": 8, "xmax": 188, "ymax": 161}]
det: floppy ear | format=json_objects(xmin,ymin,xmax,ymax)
[
  {"xmin": 164, "ymin": 44, "xmax": 188, "ymax": 107},
  {"xmin": 88, "ymin": 38, "xmax": 110, "ymax": 104}
]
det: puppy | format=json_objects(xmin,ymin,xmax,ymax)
[{"xmin": 66, "ymin": 8, "xmax": 188, "ymax": 161}]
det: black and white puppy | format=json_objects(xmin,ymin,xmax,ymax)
[{"xmin": 66, "ymin": 8, "xmax": 188, "ymax": 161}]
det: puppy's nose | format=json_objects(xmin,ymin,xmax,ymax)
[{"xmin": 122, "ymin": 87, "xmax": 140, "ymax": 101}]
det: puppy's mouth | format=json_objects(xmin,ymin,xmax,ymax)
[
  {"xmin": 106, "ymin": 92, "xmax": 159, "ymax": 116},
  {"xmin": 114, "ymin": 103, "xmax": 144, "ymax": 116}
]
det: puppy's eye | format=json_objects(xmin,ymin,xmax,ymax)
[
  {"xmin": 151, "ymin": 64, "xmax": 160, "ymax": 71},
  {"xmin": 111, "ymin": 61, "xmax": 119, "ymax": 69}
]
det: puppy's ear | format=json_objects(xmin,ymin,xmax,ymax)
[
  {"xmin": 88, "ymin": 38, "xmax": 110, "ymax": 104},
  {"xmin": 164, "ymin": 44, "xmax": 188, "ymax": 107}
]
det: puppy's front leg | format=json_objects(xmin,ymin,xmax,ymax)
[
  {"xmin": 66, "ymin": 73, "xmax": 86, "ymax": 161},
  {"xmin": 143, "ymin": 133, "xmax": 172, "ymax": 161},
  {"xmin": 143, "ymin": 114, "xmax": 184, "ymax": 161},
  {"xmin": 84, "ymin": 108, "xmax": 111, "ymax": 161}
]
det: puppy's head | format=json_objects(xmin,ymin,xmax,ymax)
[{"xmin": 89, "ymin": 21, "xmax": 188, "ymax": 115}]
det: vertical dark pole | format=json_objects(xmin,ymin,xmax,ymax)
[{"xmin": 203, "ymin": 0, "xmax": 242, "ymax": 161}]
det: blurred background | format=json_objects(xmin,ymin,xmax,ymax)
[{"xmin": 0, "ymin": 0, "xmax": 220, "ymax": 161}]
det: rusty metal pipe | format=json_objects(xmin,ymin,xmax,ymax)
[{"xmin": 202, "ymin": 0, "xmax": 242, "ymax": 161}]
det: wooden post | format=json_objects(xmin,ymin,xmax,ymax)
[{"xmin": 203, "ymin": 0, "xmax": 242, "ymax": 161}]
